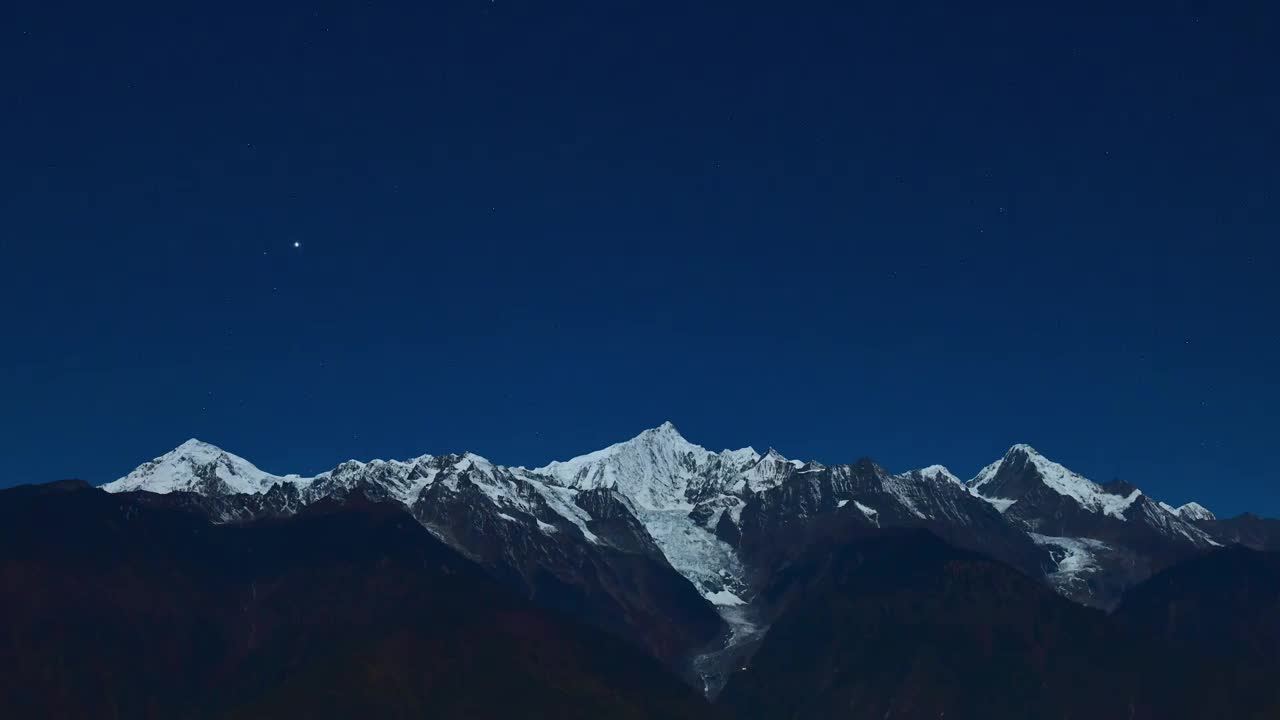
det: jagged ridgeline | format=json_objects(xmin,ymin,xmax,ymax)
[{"xmin": 96, "ymin": 422, "xmax": 1246, "ymax": 696}]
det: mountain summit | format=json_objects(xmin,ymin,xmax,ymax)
[
  {"xmin": 102, "ymin": 438, "xmax": 293, "ymax": 495},
  {"xmin": 969, "ymin": 444, "xmax": 1143, "ymax": 518},
  {"xmin": 99, "ymin": 425, "xmax": 1242, "ymax": 694}
]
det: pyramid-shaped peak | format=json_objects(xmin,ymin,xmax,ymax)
[
  {"xmin": 162, "ymin": 438, "xmax": 237, "ymax": 465},
  {"xmin": 968, "ymin": 446, "xmax": 1038, "ymax": 488},
  {"xmin": 103, "ymin": 438, "xmax": 283, "ymax": 496},
  {"xmin": 174, "ymin": 438, "xmax": 223, "ymax": 452},
  {"xmin": 534, "ymin": 422, "xmax": 716, "ymax": 510},
  {"xmin": 972, "ymin": 443, "xmax": 1143, "ymax": 520},
  {"xmin": 749, "ymin": 447, "xmax": 808, "ymax": 473},
  {"xmin": 641, "ymin": 421, "xmax": 684, "ymax": 438},
  {"xmin": 913, "ymin": 465, "xmax": 962, "ymax": 485},
  {"xmin": 457, "ymin": 452, "xmax": 495, "ymax": 471},
  {"xmin": 1176, "ymin": 502, "xmax": 1216, "ymax": 522},
  {"xmin": 1006, "ymin": 443, "xmax": 1041, "ymax": 458},
  {"xmin": 629, "ymin": 421, "xmax": 702, "ymax": 451}
]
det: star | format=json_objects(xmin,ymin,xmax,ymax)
[{"xmin": 293, "ymin": 241, "xmax": 301, "ymax": 249}]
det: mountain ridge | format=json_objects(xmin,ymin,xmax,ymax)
[{"xmin": 95, "ymin": 423, "xmax": 1266, "ymax": 695}]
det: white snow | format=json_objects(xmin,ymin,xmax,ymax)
[
  {"xmin": 971, "ymin": 444, "xmax": 1143, "ymax": 520},
  {"xmin": 526, "ymin": 482, "xmax": 601, "ymax": 544},
  {"xmin": 304, "ymin": 454, "xmax": 440, "ymax": 505},
  {"xmin": 969, "ymin": 458, "xmax": 1004, "ymax": 489},
  {"xmin": 853, "ymin": 500, "xmax": 880, "ymax": 526},
  {"xmin": 975, "ymin": 494, "xmax": 1018, "ymax": 513},
  {"xmin": 724, "ymin": 497, "xmax": 747, "ymax": 524},
  {"xmin": 1142, "ymin": 499, "xmax": 1220, "ymax": 547},
  {"xmin": 104, "ymin": 426, "xmax": 1229, "ymax": 652},
  {"xmin": 1176, "ymin": 502, "xmax": 1216, "ymax": 522},
  {"xmin": 880, "ymin": 474, "xmax": 930, "ymax": 519},
  {"xmin": 533, "ymin": 423, "xmax": 755, "ymax": 602},
  {"xmin": 533, "ymin": 421, "xmax": 713, "ymax": 510},
  {"xmin": 631, "ymin": 505, "xmax": 748, "ymax": 602},
  {"xmin": 741, "ymin": 449, "xmax": 803, "ymax": 491},
  {"xmin": 401, "ymin": 463, "xmax": 440, "ymax": 504},
  {"xmin": 914, "ymin": 464, "xmax": 962, "ymax": 485},
  {"xmin": 720, "ymin": 447, "xmax": 762, "ymax": 466},
  {"xmin": 705, "ymin": 589, "xmax": 747, "ymax": 606},
  {"xmin": 1030, "ymin": 533, "xmax": 1110, "ymax": 592},
  {"xmin": 102, "ymin": 439, "xmax": 294, "ymax": 495}
]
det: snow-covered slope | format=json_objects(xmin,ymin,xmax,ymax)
[
  {"xmin": 302, "ymin": 454, "xmax": 438, "ymax": 505},
  {"xmin": 104, "ymin": 436, "xmax": 730, "ymax": 678},
  {"xmin": 536, "ymin": 422, "xmax": 707, "ymax": 508},
  {"xmin": 102, "ymin": 439, "xmax": 300, "ymax": 495},
  {"xmin": 1172, "ymin": 501, "xmax": 1216, "ymax": 522},
  {"xmin": 532, "ymin": 421, "xmax": 765, "ymax": 509},
  {"xmin": 913, "ymin": 465, "xmax": 962, "ymax": 486},
  {"xmin": 102, "ymin": 425, "xmax": 1230, "ymax": 683},
  {"xmin": 1030, "ymin": 533, "xmax": 1111, "ymax": 595},
  {"xmin": 106, "ymin": 431, "xmax": 1206, "ymax": 608},
  {"xmin": 969, "ymin": 444, "xmax": 1142, "ymax": 520},
  {"xmin": 738, "ymin": 449, "xmax": 805, "ymax": 494},
  {"xmin": 533, "ymin": 422, "xmax": 768, "ymax": 605},
  {"xmin": 967, "ymin": 444, "xmax": 1218, "ymax": 563}
]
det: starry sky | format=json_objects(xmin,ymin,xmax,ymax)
[{"xmin": 2, "ymin": 1, "xmax": 1277, "ymax": 516}]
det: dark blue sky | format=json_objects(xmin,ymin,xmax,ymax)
[{"xmin": 2, "ymin": 1, "xmax": 1277, "ymax": 516}]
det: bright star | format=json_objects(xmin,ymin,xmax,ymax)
[{"xmin": 293, "ymin": 241, "xmax": 301, "ymax": 248}]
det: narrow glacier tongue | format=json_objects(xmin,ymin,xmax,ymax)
[
  {"xmin": 690, "ymin": 602, "xmax": 768, "ymax": 698},
  {"xmin": 634, "ymin": 506, "xmax": 750, "ymax": 604}
]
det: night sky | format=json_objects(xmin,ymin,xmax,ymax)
[{"xmin": 3, "ymin": 1, "xmax": 1277, "ymax": 516}]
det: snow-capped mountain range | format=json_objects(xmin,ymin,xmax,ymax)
[{"xmin": 101, "ymin": 422, "xmax": 1231, "ymax": 694}]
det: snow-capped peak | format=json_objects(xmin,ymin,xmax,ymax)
[
  {"xmin": 967, "ymin": 443, "xmax": 1050, "ymax": 489},
  {"xmin": 739, "ymin": 447, "xmax": 803, "ymax": 493},
  {"xmin": 102, "ymin": 439, "xmax": 291, "ymax": 495},
  {"xmin": 910, "ymin": 464, "xmax": 962, "ymax": 485},
  {"xmin": 969, "ymin": 458, "xmax": 1004, "ymax": 489},
  {"xmin": 996, "ymin": 443, "xmax": 1053, "ymax": 470},
  {"xmin": 176, "ymin": 438, "xmax": 216, "ymax": 453},
  {"xmin": 534, "ymin": 422, "xmax": 712, "ymax": 509},
  {"xmin": 969, "ymin": 444, "xmax": 1143, "ymax": 520},
  {"xmin": 455, "ymin": 451, "xmax": 484, "ymax": 467},
  {"xmin": 1174, "ymin": 501, "xmax": 1216, "ymax": 522},
  {"xmin": 719, "ymin": 446, "xmax": 762, "ymax": 466}
]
